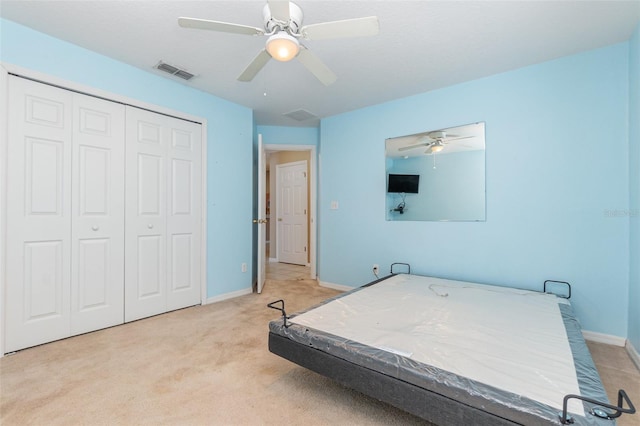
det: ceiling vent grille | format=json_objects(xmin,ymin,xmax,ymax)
[
  {"xmin": 155, "ymin": 61, "xmax": 195, "ymax": 81},
  {"xmin": 283, "ymin": 109, "xmax": 317, "ymax": 122}
]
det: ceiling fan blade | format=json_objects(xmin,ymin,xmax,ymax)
[
  {"xmin": 398, "ymin": 142, "xmax": 431, "ymax": 152},
  {"xmin": 237, "ymin": 49, "xmax": 272, "ymax": 82},
  {"xmin": 178, "ymin": 17, "xmax": 265, "ymax": 36},
  {"xmin": 301, "ymin": 16, "xmax": 379, "ymax": 40},
  {"xmin": 446, "ymin": 135, "xmax": 475, "ymax": 141},
  {"xmin": 268, "ymin": 0, "xmax": 290, "ymax": 22},
  {"xmin": 296, "ymin": 48, "xmax": 337, "ymax": 86}
]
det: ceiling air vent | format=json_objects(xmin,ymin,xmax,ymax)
[
  {"xmin": 283, "ymin": 109, "xmax": 317, "ymax": 122},
  {"xmin": 155, "ymin": 61, "xmax": 195, "ymax": 81}
]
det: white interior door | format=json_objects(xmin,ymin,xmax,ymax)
[
  {"xmin": 276, "ymin": 161, "xmax": 308, "ymax": 266},
  {"xmin": 70, "ymin": 92, "xmax": 125, "ymax": 335},
  {"xmin": 256, "ymin": 135, "xmax": 266, "ymax": 293},
  {"xmin": 166, "ymin": 115, "xmax": 202, "ymax": 310},
  {"xmin": 5, "ymin": 76, "xmax": 73, "ymax": 352},
  {"xmin": 125, "ymin": 106, "xmax": 168, "ymax": 322}
]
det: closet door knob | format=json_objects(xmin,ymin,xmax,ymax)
[
  {"xmin": 92, "ymin": 225, "xmax": 99, "ymax": 231},
  {"xmin": 147, "ymin": 223, "xmax": 154, "ymax": 229}
]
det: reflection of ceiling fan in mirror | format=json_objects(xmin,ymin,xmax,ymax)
[
  {"xmin": 398, "ymin": 131, "xmax": 474, "ymax": 154},
  {"xmin": 178, "ymin": 1, "xmax": 379, "ymax": 86}
]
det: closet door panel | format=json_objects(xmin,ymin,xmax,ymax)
[
  {"xmin": 167, "ymin": 118, "xmax": 201, "ymax": 311},
  {"xmin": 76, "ymin": 238, "xmax": 110, "ymax": 304},
  {"xmin": 137, "ymin": 234, "xmax": 164, "ymax": 297},
  {"xmin": 5, "ymin": 76, "xmax": 72, "ymax": 352},
  {"xmin": 71, "ymin": 93, "xmax": 125, "ymax": 335},
  {"xmin": 125, "ymin": 107, "xmax": 167, "ymax": 322},
  {"xmin": 24, "ymin": 241, "xmax": 65, "ymax": 319},
  {"xmin": 138, "ymin": 153, "xmax": 163, "ymax": 214},
  {"xmin": 26, "ymin": 138, "xmax": 64, "ymax": 214}
]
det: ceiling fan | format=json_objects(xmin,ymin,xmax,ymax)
[
  {"xmin": 178, "ymin": 1, "xmax": 379, "ymax": 86},
  {"xmin": 398, "ymin": 131, "xmax": 473, "ymax": 154}
]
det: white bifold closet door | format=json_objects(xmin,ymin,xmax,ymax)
[
  {"xmin": 5, "ymin": 76, "xmax": 125, "ymax": 352},
  {"xmin": 124, "ymin": 106, "xmax": 202, "ymax": 322},
  {"xmin": 5, "ymin": 76, "xmax": 202, "ymax": 353}
]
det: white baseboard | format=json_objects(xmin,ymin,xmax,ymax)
[
  {"xmin": 318, "ymin": 280, "xmax": 354, "ymax": 292},
  {"xmin": 582, "ymin": 330, "xmax": 626, "ymax": 346},
  {"xmin": 626, "ymin": 341, "xmax": 640, "ymax": 371},
  {"xmin": 204, "ymin": 287, "xmax": 252, "ymax": 304},
  {"xmin": 269, "ymin": 257, "xmax": 278, "ymax": 263}
]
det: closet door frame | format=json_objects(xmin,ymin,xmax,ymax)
[{"xmin": 0, "ymin": 63, "xmax": 209, "ymax": 357}]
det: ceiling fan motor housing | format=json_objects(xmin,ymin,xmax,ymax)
[
  {"xmin": 263, "ymin": 2, "xmax": 303, "ymax": 34},
  {"xmin": 430, "ymin": 131, "xmax": 447, "ymax": 139}
]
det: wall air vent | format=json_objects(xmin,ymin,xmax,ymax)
[
  {"xmin": 283, "ymin": 109, "xmax": 318, "ymax": 122},
  {"xmin": 154, "ymin": 61, "xmax": 195, "ymax": 81}
]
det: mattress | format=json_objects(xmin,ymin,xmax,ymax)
[{"xmin": 268, "ymin": 274, "xmax": 614, "ymax": 425}]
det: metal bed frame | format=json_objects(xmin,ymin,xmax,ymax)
[{"xmin": 267, "ymin": 265, "xmax": 635, "ymax": 425}]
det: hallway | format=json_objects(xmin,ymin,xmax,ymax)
[{"xmin": 265, "ymin": 262, "xmax": 310, "ymax": 281}]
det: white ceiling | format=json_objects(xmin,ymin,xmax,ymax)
[{"xmin": 2, "ymin": 1, "xmax": 639, "ymax": 128}]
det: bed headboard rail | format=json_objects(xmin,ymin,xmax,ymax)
[
  {"xmin": 390, "ymin": 262, "xmax": 411, "ymax": 275},
  {"xmin": 560, "ymin": 388, "xmax": 636, "ymax": 424},
  {"xmin": 544, "ymin": 280, "xmax": 572, "ymax": 299},
  {"xmin": 267, "ymin": 299, "xmax": 290, "ymax": 328}
]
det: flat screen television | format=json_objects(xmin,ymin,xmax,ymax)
[{"xmin": 387, "ymin": 174, "xmax": 420, "ymax": 194}]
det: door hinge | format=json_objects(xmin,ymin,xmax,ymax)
[{"xmin": 304, "ymin": 246, "xmax": 307, "ymax": 252}]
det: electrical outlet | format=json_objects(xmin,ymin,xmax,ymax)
[
  {"xmin": 373, "ymin": 264, "xmax": 379, "ymax": 275},
  {"xmin": 241, "ymin": 263, "xmax": 247, "ymax": 273}
]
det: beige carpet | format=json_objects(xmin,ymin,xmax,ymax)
[{"xmin": 1, "ymin": 278, "xmax": 638, "ymax": 425}]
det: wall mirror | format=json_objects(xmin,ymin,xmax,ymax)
[{"xmin": 385, "ymin": 122, "xmax": 486, "ymax": 221}]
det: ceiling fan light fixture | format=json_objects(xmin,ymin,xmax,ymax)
[
  {"xmin": 431, "ymin": 144, "xmax": 444, "ymax": 153},
  {"xmin": 266, "ymin": 31, "xmax": 300, "ymax": 62}
]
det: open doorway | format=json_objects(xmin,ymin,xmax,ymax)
[{"xmin": 261, "ymin": 144, "xmax": 317, "ymax": 286}]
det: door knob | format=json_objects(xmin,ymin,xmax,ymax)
[{"xmin": 278, "ymin": 218, "xmax": 283, "ymax": 221}]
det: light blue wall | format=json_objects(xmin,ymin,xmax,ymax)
[
  {"xmin": 1, "ymin": 19, "xmax": 255, "ymax": 298},
  {"xmin": 319, "ymin": 43, "xmax": 630, "ymax": 337},
  {"xmin": 629, "ymin": 25, "xmax": 640, "ymax": 351},
  {"xmin": 256, "ymin": 125, "xmax": 319, "ymax": 146}
]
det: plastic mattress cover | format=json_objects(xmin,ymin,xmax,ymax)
[{"xmin": 269, "ymin": 274, "xmax": 612, "ymax": 425}]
